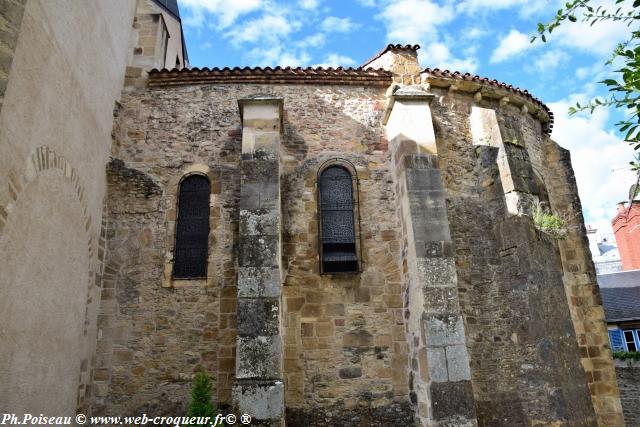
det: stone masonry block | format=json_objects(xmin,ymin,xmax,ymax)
[
  {"xmin": 416, "ymin": 258, "xmax": 457, "ymax": 289},
  {"xmin": 238, "ymin": 267, "xmax": 281, "ymax": 298},
  {"xmin": 430, "ymin": 380, "xmax": 476, "ymax": 421},
  {"xmin": 233, "ymin": 380, "xmax": 284, "ymax": 421},
  {"xmin": 241, "ymin": 159, "xmax": 279, "ymax": 184},
  {"xmin": 426, "ymin": 347, "xmax": 448, "ymax": 382},
  {"xmin": 423, "ymin": 313, "xmax": 465, "ymax": 347},
  {"xmin": 240, "ymin": 209, "xmax": 279, "ymax": 236},
  {"xmin": 422, "ymin": 286, "xmax": 460, "ymax": 315},
  {"xmin": 445, "ymin": 345, "xmax": 471, "ymax": 381},
  {"xmin": 239, "ymin": 235, "xmax": 279, "ymax": 267},
  {"xmin": 406, "ymin": 168, "xmax": 444, "ymax": 192},
  {"xmin": 412, "ymin": 223, "xmax": 451, "ymax": 249},
  {"xmin": 240, "ymin": 182, "xmax": 279, "ymax": 210},
  {"xmin": 236, "ymin": 336, "xmax": 282, "ymax": 379},
  {"xmin": 237, "ymin": 298, "xmax": 280, "ymax": 337},
  {"xmin": 404, "ymin": 153, "xmax": 439, "ymax": 170}
]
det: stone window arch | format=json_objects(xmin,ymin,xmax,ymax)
[
  {"xmin": 173, "ymin": 174, "xmax": 210, "ymax": 279},
  {"xmin": 317, "ymin": 159, "xmax": 361, "ymax": 273}
]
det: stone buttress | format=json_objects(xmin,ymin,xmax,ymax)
[
  {"xmin": 233, "ymin": 97, "xmax": 286, "ymax": 425},
  {"xmin": 376, "ymin": 49, "xmax": 478, "ymax": 426}
]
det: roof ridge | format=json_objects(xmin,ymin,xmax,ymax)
[{"xmin": 361, "ymin": 44, "xmax": 420, "ymax": 68}]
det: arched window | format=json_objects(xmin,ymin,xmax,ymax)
[
  {"xmin": 318, "ymin": 164, "xmax": 360, "ymax": 273},
  {"xmin": 173, "ymin": 175, "xmax": 210, "ymax": 278}
]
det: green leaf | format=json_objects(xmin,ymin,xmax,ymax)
[
  {"xmin": 541, "ymin": 34, "xmax": 546, "ymax": 42},
  {"xmin": 568, "ymin": 15, "xmax": 577, "ymax": 22}
]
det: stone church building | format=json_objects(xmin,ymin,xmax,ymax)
[{"xmin": 0, "ymin": 0, "xmax": 627, "ymax": 426}]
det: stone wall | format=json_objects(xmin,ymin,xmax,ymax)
[
  {"xmin": 0, "ymin": 0, "xmax": 136, "ymax": 416},
  {"xmin": 93, "ymin": 48, "xmax": 620, "ymax": 425},
  {"xmin": 0, "ymin": 0, "xmax": 26, "ymax": 114},
  {"xmin": 96, "ymin": 82, "xmax": 414, "ymax": 423},
  {"xmin": 432, "ymin": 88, "xmax": 599, "ymax": 426},
  {"xmin": 615, "ymin": 359, "xmax": 640, "ymax": 426}
]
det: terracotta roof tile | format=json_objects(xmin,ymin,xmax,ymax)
[
  {"xmin": 147, "ymin": 66, "xmax": 392, "ymax": 87},
  {"xmin": 422, "ymin": 68, "xmax": 554, "ymax": 134}
]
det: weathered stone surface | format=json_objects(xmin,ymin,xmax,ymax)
[
  {"xmin": 237, "ymin": 298, "xmax": 279, "ymax": 337},
  {"xmin": 423, "ymin": 314, "xmax": 466, "ymax": 347},
  {"xmin": 85, "ymin": 44, "xmax": 619, "ymax": 427},
  {"xmin": 430, "ymin": 381, "xmax": 476, "ymax": 421},
  {"xmin": 233, "ymin": 381, "xmax": 284, "ymax": 421},
  {"xmin": 238, "ymin": 267, "xmax": 281, "ymax": 298},
  {"xmin": 286, "ymin": 401, "xmax": 414, "ymax": 427},
  {"xmin": 236, "ymin": 336, "xmax": 282, "ymax": 379},
  {"xmin": 615, "ymin": 360, "xmax": 640, "ymax": 426}
]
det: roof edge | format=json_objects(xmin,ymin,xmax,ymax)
[
  {"xmin": 361, "ymin": 44, "xmax": 420, "ymax": 69},
  {"xmin": 421, "ymin": 68, "xmax": 554, "ymax": 135},
  {"xmin": 147, "ymin": 66, "xmax": 392, "ymax": 88}
]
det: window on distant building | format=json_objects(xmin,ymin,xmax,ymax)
[
  {"xmin": 318, "ymin": 161, "xmax": 360, "ymax": 274},
  {"xmin": 173, "ymin": 175, "xmax": 210, "ymax": 278},
  {"xmin": 609, "ymin": 329, "xmax": 640, "ymax": 352},
  {"xmin": 624, "ymin": 330, "xmax": 638, "ymax": 352}
]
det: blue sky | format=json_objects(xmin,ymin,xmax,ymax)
[{"xmin": 177, "ymin": 0, "xmax": 637, "ymax": 235}]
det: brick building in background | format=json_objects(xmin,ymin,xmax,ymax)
[
  {"xmin": 597, "ymin": 200, "xmax": 640, "ymax": 425},
  {"xmin": 612, "ymin": 201, "xmax": 640, "ymax": 271},
  {"xmin": 0, "ymin": 1, "xmax": 627, "ymax": 426}
]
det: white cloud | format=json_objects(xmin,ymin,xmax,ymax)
[
  {"xmin": 180, "ymin": 0, "xmax": 262, "ymax": 29},
  {"xmin": 246, "ymin": 45, "xmax": 311, "ymax": 67},
  {"xmin": 457, "ymin": 0, "xmax": 547, "ymax": 16},
  {"xmin": 376, "ymin": 0, "xmax": 454, "ymax": 45},
  {"xmin": 226, "ymin": 14, "xmax": 298, "ymax": 45},
  {"xmin": 424, "ymin": 42, "xmax": 478, "ymax": 73},
  {"xmin": 321, "ymin": 16, "xmax": 357, "ymax": 33},
  {"xmin": 532, "ymin": 49, "xmax": 567, "ymax": 72},
  {"xmin": 299, "ymin": 0, "xmax": 320, "ymax": 9},
  {"xmin": 552, "ymin": 16, "xmax": 629, "ymax": 56},
  {"xmin": 550, "ymin": 96, "xmax": 637, "ymax": 233},
  {"xmin": 463, "ymin": 27, "xmax": 488, "ymax": 41},
  {"xmin": 314, "ymin": 53, "xmax": 358, "ymax": 68},
  {"xmin": 490, "ymin": 29, "xmax": 532, "ymax": 63},
  {"xmin": 297, "ymin": 33, "xmax": 326, "ymax": 48}
]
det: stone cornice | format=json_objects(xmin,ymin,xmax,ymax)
[
  {"xmin": 421, "ymin": 68, "xmax": 554, "ymax": 135},
  {"xmin": 148, "ymin": 67, "xmax": 392, "ymax": 87}
]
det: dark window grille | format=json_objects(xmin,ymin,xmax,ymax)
[
  {"xmin": 319, "ymin": 166, "xmax": 358, "ymax": 273},
  {"xmin": 174, "ymin": 175, "xmax": 210, "ymax": 278}
]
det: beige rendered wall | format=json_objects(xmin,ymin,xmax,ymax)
[{"xmin": 0, "ymin": 0, "xmax": 136, "ymax": 415}]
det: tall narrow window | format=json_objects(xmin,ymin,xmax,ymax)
[
  {"xmin": 319, "ymin": 165, "xmax": 359, "ymax": 273},
  {"xmin": 174, "ymin": 175, "xmax": 210, "ymax": 278}
]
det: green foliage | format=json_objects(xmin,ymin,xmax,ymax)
[
  {"xmin": 613, "ymin": 350, "xmax": 640, "ymax": 361},
  {"xmin": 532, "ymin": 0, "xmax": 640, "ymax": 170},
  {"xmin": 186, "ymin": 370, "xmax": 217, "ymax": 427},
  {"xmin": 533, "ymin": 203, "xmax": 567, "ymax": 238}
]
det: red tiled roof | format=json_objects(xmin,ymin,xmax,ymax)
[
  {"xmin": 147, "ymin": 66, "xmax": 392, "ymax": 87},
  {"xmin": 361, "ymin": 44, "xmax": 421, "ymax": 68},
  {"xmin": 422, "ymin": 68, "xmax": 554, "ymax": 134}
]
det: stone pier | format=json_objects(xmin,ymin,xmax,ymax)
[
  {"xmin": 386, "ymin": 86, "xmax": 477, "ymax": 426},
  {"xmin": 232, "ymin": 96, "xmax": 285, "ymax": 425}
]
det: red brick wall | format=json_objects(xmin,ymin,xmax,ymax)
[{"xmin": 613, "ymin": 201, "xmax": 640, "ymax": 270}]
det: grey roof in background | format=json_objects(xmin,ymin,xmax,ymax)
[
  {"xmin": 600, "ymin": 287, "xmax": 640, "ymax": 321},
  {"xmin": 597, "ymin": 269, "xmax": 640, "ymax": 288},
  {"xmin": 598, "ymin": 270, "xmax": 640, "ymax": 321},
  {"xmin": 152, "ymin": 0, "xmax": 180, "ymax": 18}
]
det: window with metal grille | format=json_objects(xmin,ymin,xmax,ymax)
[
  {"xmin": 173, "ymin": 175, "xmax": 210, "ymax": 278},
  {"xmin": 319, "ymin": 165, "xmax": 359, "ymax": 273}
]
